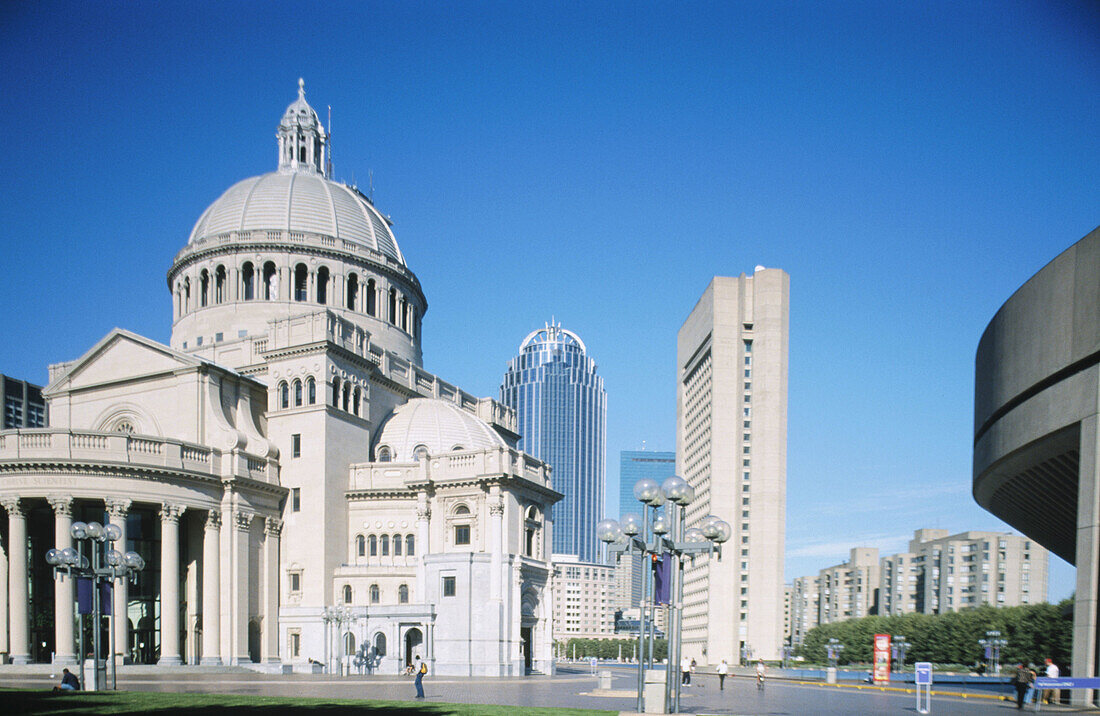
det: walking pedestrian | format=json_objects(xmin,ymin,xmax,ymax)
[
  {"xmin": 716, "ymin": 659, "xmax": 728, "ymax": 690},
  {"xmin": 681, "ymin": 655, "xmax": 691, "ymax": 685},
  {"xmin": 414, "ymin": 655, "xmax": 427, "ymax": 699},
  {"xmin": 1043, "ymin": 658, "xmax": 1060, "ymax": 704},
  {"xmin": 1011, "ymin": 663, "xmax": 1033, "ymax": 709}
]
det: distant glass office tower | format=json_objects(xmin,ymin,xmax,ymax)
[
  {"xmin": 619, "ymin": 450, "xmax": 674, "ymax": 605},
  {"xmin": 501, "ymin": 321, "xmax": 606, "ymax": 563}
]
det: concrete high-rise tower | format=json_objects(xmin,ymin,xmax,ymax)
[
  {"xmin": 501, "ymin": 321, "xmax": 607, "ymax": 562},
  {"xmin": 676, "ymin": 270, "xmax": 788, "ymax": 663}
]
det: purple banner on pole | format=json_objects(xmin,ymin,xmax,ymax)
[
  {"xmin": 652, "ymin": 553, "xmax": 671, "ymax": 604},
  {"xmin": 101, "ymin": 581, "xmax": 112, "ymax": 615},
  {"xmin": 77, "ymin": 578, "xmax": 93, "ymax": 615}
]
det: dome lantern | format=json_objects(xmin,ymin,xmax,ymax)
[{"xmin": 278, "ymin": 78, "xmax": 327, "ymax": 176}]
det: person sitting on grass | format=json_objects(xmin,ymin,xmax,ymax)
[{"xmin": 53, "ymin": 668, "xmax": 80, "ymax": 691}]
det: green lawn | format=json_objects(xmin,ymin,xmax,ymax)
[{"xmin": 1, "ymin": 689, "xmax": 617, "ymax": 716}]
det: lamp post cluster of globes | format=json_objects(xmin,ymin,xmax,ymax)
[
  {"xmin": 45, "ymin": 521, "xmax": 146, "ymax": 690},
  {"xmin": 979, "ymin": 629, "xmax": 1007, "ymax": 675},
  {"xmin": 322, "ymin": 605, "xmax": 357, "ymax": 676},
  {"xmin": 597, "ymin": 475, "xmax": 731, "ymax": 715}
]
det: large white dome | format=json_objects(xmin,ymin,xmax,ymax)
[
  {"xmin": 187, "ymin": 172, "xmax": 404, "ymax": 266},
  {"xmin": 374, "ymin": 399, "xmax": 506, "ymax": 461}
]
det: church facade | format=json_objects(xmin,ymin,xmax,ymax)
[{"xmin": 0, "ymin": 81, "xmax": 559, "ymax": 676}]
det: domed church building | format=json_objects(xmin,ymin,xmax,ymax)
[{"xmin": 0, "ymin": 81, "xmax": 559, "ymax": 676}]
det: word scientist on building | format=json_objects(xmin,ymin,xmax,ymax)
[{"xmin": 0, "ymin": 80, "xmax": 560, "ymax": 676}]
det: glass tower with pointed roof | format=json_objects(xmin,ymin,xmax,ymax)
[{"xmin": 500, "ymin": 321, "xmax": 606, "ymax": 562}]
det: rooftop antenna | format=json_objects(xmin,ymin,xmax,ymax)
[{"xmin": 326, "ymin": 105, "xmax": 333, "ymax": 178}]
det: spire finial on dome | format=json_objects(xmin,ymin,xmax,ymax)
[
  {"xmin": 298, "ymin": 77, "xmax": 305, "ymax": 99},
  {"xmin": 279, "ymin": 79, "xmax": 327, "ymax": 176}
]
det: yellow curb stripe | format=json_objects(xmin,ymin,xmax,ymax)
[{"xmin": 786, "ymin": 679, "xmax": 1006, "ymax": 701}]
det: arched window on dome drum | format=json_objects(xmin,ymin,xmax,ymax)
[
  {"xmin": 294, "ymin": 264, "xmax": 308, "ymax": 302},
  {"xmin": 242, "ymin": 262, "xmax": 255, "ymax": 300},
  {"xmin": 393, "ymin": 533, "xmax": 402, "ymax": 556},
  {"xmin": 398, "ymin": 584, "xmax": 409, "ymax": 604},
  {"xmin": 406, "ymin": 534, "xmax": 415, "ymax": 556},
  {"xmin": 184, "ymin": 277, "xmax": 191, "ymax": 312},
  {"xmin": 307, "ymin": 377, "xmax": 316, "ymax": 405},
  {"xmin": 317, "ymin": 267, "xmax": 329, "ymax": 305},
  {"xmin": 347, "ymin": 274, "xmax": 359, "ymax": 311},
  {"xmin": 200, "ymin": 270, "xmax": 210, "ymax": 307},
  {"xmin": 356, "ymin": 534, "xmax": 365, "ymax": 557},
  {"xmin": 293, "ymin": 379, "xmax": 302, "ymax": 407},
  {"xmin": 353, "ymin": 387, "xmax": 361, "ymax": 416},
  {"xmin": 411, "ymin": 307, "xmax": 418, "ymax": 340},
  {"xmin": 370, "ymin": 584, "xmax": 380, "ymax": 604},
  {"xmin": 368, "ymin": 535, "xmax": 377, "ymax": 556},
  {"xmin": 381, "ymin": 534, "xmax": 389, "ymax": 556},
  {"xmin": 342, "ymin": 584, "xmax": 352, "ymax": 604},
  {"xmin": 377, "ymin": 446, "xmax": 391, "ymax": 463},
  {"xmin": 299, "ymin": 145, "xmax": 306, "ymax": 163},
  {"xmin": 388, "ymin": 288, "xmax": 397, "ymax": 324},
  {"xmin": 215, "ymin": 265, "xmax": 226, "ymax": 303},
  {"xmin": 278, "ymin": 382, "xmax": 289, "ymax": 410},
  {"xmin": 399, "ymin": 297, "xmax": 407, "ymax": 331},
  {"xmin": 263, "ymin": 262, "xmax": 278, "ymax": 300},
  {"xmin": 413, "ymin": 446, "xmax": 429, "ymax": 462},
  {"xmin": 342, "ymin": 383, "xmax": 350, "ymax": 412},
  {"xmin": 366, "ymin": 279, "xmax": 376, "ymax": 316},
  {"xmin": 331, "ymin": 377, "xmax": 340, "ymax": 407}
]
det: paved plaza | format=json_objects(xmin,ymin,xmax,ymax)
[{"xmin": 0, "ymin": 663, "xmax": 1087, "ymax": 715}]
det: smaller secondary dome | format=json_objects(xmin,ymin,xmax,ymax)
[{"xmin": 374, "ymin": 398, "xmax": 506, "ymax": 461}]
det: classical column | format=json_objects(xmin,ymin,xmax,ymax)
[
  {"xmin": 263, "ymin": 517, "xmax": 282, "ymax": 663},
  {"xmin": 48, "ymin": 497, "xmax": 76, "ymax": 664},
  {"xmin": 158, "ymin": 503, "xmax": 185, "ymax": 666},
  {"xmin": 415, "ymin": 497, "xmax": 430, "ymax": 598},
  {"xmin": 105, "ymin": 498, "xmax": 131, "ymax": 664},
  {"xmin": 0, "ymin": 508, "xmax": 8, "ymax": 660},
  {"xmin": 2, "ymin": 498, "xmax": 30, "ymax": 664},
  {"xmin": 232, "ymin": 510, "xmax": 253, "ymax": 664},
  {"xmin": 489, "ymin": 492, "xmax": 504, "ymax": 602},
  {"xmin": 201, "ymin": 510, "xmax": 222, "ymax": 665}
]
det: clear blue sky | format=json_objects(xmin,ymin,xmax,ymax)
[{"xmin": 2, "ymin": 2, "xmax": 1096, "ymax": 600}]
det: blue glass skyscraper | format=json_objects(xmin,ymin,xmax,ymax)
[
  {"xmin": 501, "ymin": 321, "xmax": 606, "ymax": 563},
  {"xmin": 619, "ymin": 450, "xmax": 675, "ymax": 519}
]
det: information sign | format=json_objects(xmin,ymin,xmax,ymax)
[
  {"xmin": 915, "ymin": 662, "xmax": 933, "ymax": 685},
  {"xmin": 873, "ymin": 634, "xmax": 891, "ymax": 683}
]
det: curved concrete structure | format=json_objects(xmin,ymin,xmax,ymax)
[{"xmin": 973, "ymin": 225, "xmax": 1099, "ymax": 703}]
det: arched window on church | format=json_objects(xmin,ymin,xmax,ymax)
[
  {"xmin": 347, "ymin": 273, "xmax": 359, "ymax": 310},
  {"xmin": 215, "ymin": 265, "xmax": 226, "ymax": 303},
  {"xmin": 299, "ymin": 145, "xmax": 306, "ymax": 162},
  {"xmin": 293, "ymin": 379, "xmax": 302, "ymax": 407},
  {"xmin": 368, "ymin": 534, "xmax": 377, "ymax": 556},
  {"xmin": 317, "ymin": 267, "xmax": 329, "ymax": 305},
  {"xmin": 370, "ymin": 584, "xmax": 380, "ymax": 604},
  {"xmin": 388, "ymin": 288, "xmax": 397, "ymax": 324},
  {"xmin": 411, "ymin": 306, "xmax": 418, "ymax": 340},
  {"xmin": 278, "ymin": 382, "xmax": 289, "ymax": 410},
  {"xmin": 393, "ymin": 533, "xmax": 402, "ymax": 556},
  {"xmin": 200, "ymin": 269, "xmax": 210, "ymax": 307},
  {"xmin": 307, "ymin": 377, "xmax": 316, "ymax": 405},
  {"xmin": 365, "ymin": 279, "xmax": 376, "ymax": 316},
  {"xmin": 381, "ymin": 534, "xmax": 389, "ymax": 556},
  {"xmin": 374, "ymin": 632, "xmax": 386, "ymax": 657},
  {"xmin": 183, "ymin": 277, "xmax": 191, "ymax": 311},
  {"xmin": 263, "ymin": 262, "xmax": 278, "ymax": 300},
  {"xmin": 352, "ymin": 387, "xmax": 361, "ymax": 417},
  {"xmin": 331, "ymin": 377, "xmax": 340, "ymax": 407},
  {"xmin": 377, "ymin": 446, "xmax": 391, "ymax": 463},
  {"xmin": 398, "ymin": 584, "xmax": 409, "ymax": 604},
  {"xmin": 242, "ymin": 262, "xmax": 255, "ymax": 300},
  {"xmin": 294, "ymin": 264, "xmax": 308, "ymax": 302},
  {"xmin": 399, "ymin": 297, "xmax": 407, "ymax": 331},
  {"xmin": 343, "ymin": 584, "xmax": 352, "ymax": 604},
  {"xmin": 342, "ymin": 383, "xmax": 350, "ymax": 412},
  {"xmin": 406, "ymin": 534, "xmax": 415, "ymax": 556},
  {"xmin": 356, "ymin": 534, "xmax": 365, "ymax": 557}
]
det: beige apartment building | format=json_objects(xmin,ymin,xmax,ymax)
[
  {"xmin": 889, "ymin": 529, "xmax": 1049, "ymax": 613},
  {"xmin": 677, "ymin": 271, "xmax": 789, "ymax": 663},
  {"xmin": 819, "ymin": 547, "xmax": 880, "ymax": 624},
  {"xmin": 551, "ymin": 554, "xmax": 616, "ymax": 640},
  {"xmin": 789, "ymin": 575, "xmax": 819, "ymax": 647}
]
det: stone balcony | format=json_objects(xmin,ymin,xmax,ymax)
[{"xmin": 0, "ymin": 429, "xmax": 278, "ymax": 485}]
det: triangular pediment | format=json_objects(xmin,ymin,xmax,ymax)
[{"xmin": 46, "ymin": 329, "xmax": 203, "ymax": 395}]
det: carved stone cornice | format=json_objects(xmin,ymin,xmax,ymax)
[
  {"xmin": 105, "ymin": 498, "xmax": 132, "ymax": 518},
  {"xmin": 234, "ymin": 510, "xmax": 255, "ymax": 532},
  {"xmin": 488, "ymin": 499, "xmax": 505, "ymax": 516},
  {"xmin": 160, "ymin": 503, "xmax": 186, "ymax": 523},
  {"xmin": 416, "ymin": 505, "xmax": 431, "ymax": 521},
  {"xmin": 0, "ymin": 497, "xmax": 23, "ymax": 517},
  {"xmin": 264, "ymin": 516, "xmax": 283, "ymax": 536},
  {"xmin": 205, "ymin": 510, "xmax": 222, "ymax": 530},
  {"xmin": 47, "ymin": 495, "xmax": 74, "ymax": 517}
]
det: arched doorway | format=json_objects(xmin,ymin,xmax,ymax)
[
  {"xmin": 521, "ymin": 589, "xmax": 538, "ymax": 674},
  {"xmin": 404, "ymin": 627, "xmax": 423, "ymax": 667}
]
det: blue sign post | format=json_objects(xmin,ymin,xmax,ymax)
[
  {"xmin": 914, "ymin": 662, "xmax": 933, "ymax": 714},
  {"xmin": 1033, "ymin": 678, "xmax": 1100, "ymax": 712}
]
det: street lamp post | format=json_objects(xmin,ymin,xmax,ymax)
[
  {"xmin": 46, "ymin": 520, "xmax": 145, "ymax": 691},
  {"xmin": 322, "ymin": 605, "xmax": 355, "ymax": 676},
  {"xmin": 892, "ymin": 636, "xmax": 910, "ymax": 672},
  {"xmin": 978, "ymin": 630, "xmax": 1007, "ymax": 675},
  {"xmin": 598, "ymin": 475, "xmax": 731, "ymax": 715}
]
